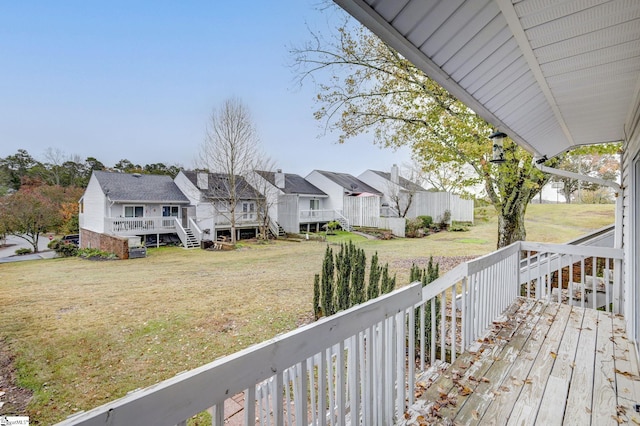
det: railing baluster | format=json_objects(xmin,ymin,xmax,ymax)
[
  {"xmin": 451, "ymin": 284, "xmax": 457, "ymax": 363},
  {"xmin": 318, "ymin": 350, "xmax": 326, "ymax": 426},
  {"xmin": 244, "ymin": 386, "xmax": 255, "ymax": 426},
  {"xmin": 419, "ymin": 304, "xmax": 425, "ymax": 371},
  {"xmin": 349, "ymin": 335, "xmax": 360, "ymax": 426},
  {"xmin": 592, "ymin": 256, "xmax": 597, "ymax": 310},
  {"xmin": 336, "ymin": 341, "xmax": 345, "ymax": 426},
  {"xmin": 408, "ymin": 307, "xmax": 416, "ymax": 407},
  {"xmin": 430, "ymin": 297, "xmax": 436, "ymax": 364},
  {"xmin": 395, "ymin": 311, "xmax": 405, "ymax": 419},
  {"xmin": 327, "ymin": 346, "xmax": 335, "ymax": 426}
]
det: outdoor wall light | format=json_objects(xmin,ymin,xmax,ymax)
[{"xmin": 489, "ymin": 131, "xmax": 507, "ymax": 164}]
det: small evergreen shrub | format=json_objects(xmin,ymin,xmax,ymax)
[
  {"xmin": 15, "ymin": 248, "xmax": 32, "ymax": 255},
  {"xmin": 312, "ymin": 242, "xmax": 396, "ymax": 319}
]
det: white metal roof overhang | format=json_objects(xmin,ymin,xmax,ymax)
[{"xmin": 334, "ymin": 0, "xmax": 640, "ymax": 159}]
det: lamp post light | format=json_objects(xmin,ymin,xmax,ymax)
[{"xmin": 489, "ymin": 131, "xmax": 507, "ymax": 164}]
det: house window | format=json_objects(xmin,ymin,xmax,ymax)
[
  {"xmin": 124, "ymin": 206, "xmax": 144, "ymax": 218},
  {"xmin": 242, "ymin": 202, "xmax": 255, "ymax": 220},
  {"xmin": 310, "ymin": 199, "xmax": 319, "ymax": 210},
  {"xmin": 162, "ymin": 206, "xmax": 179, "ymax": 217},
  {"xmin": 79, "ymin": 200, "xmax": 84, "ymax": 214}
]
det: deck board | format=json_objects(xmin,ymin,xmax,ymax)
[
  {"xmin": 401, "ymin": 298, "xmax": 640, "ymax": 425},
  {"xmin": 534, "ymin": 305, "xmax": 583, "ymax": 426}
]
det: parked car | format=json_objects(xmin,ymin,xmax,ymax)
[{"xmin": 61, "ymin": 234, "xmax": 80, "ymax": 246}]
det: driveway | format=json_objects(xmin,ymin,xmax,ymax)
[{"xmin": 0, "ymin": 234, "xmax": 56, "ymax": 263}]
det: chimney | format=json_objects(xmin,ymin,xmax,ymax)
[
  {"xmin": 391, "ymin": 164, "xmax": 399, "ymax": 185},
  {"xmin": 197, "ymin": 172, "xmax": 208, "ymax": 190},
  {"xmin": 275, "ymin": 169, "xmax": 285, "ymax": 189}
]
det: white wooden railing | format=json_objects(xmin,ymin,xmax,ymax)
[
  {"xmin": 188, "ymin": 217, "xmax": 203, "ymax": 241},
  {"xmin": 57, "ymin": 241, "xmax": 623, "ymax": 426},
  {"xmin": 298, "ymin": 209, "xmax": 338, "ymax": 222},
  {"xmin": 106, "ymin": 217, "xmax": 177, "ymax": 234}
]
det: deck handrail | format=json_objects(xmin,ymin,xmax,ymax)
[
  {"xmin": 58, "ymin": 283, "xmax": 423, "ymax": 426},
  {"xmin": 55, "ymin": 240, "xmax": 623, "ymax": 426},
  {"xmin": 106, "ymin": 217, "xmax": 177, "ymax": 234}
]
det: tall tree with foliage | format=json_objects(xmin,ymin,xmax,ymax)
[
  {"xmin": 292, "ymin": 19, "xmax": 554, "ymax": 247},
  {"xmin": 0, "ymin": 185, "xmax": 62, "ymax": 252}
]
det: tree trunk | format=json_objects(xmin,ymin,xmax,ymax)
[{"xmin": 497, "ymin": 210, "xmax": 526, "ymax": 248}]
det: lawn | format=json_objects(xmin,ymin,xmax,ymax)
[{"xmin": 0, "ymin": 204, "xmax": 614, "ymax": 424}]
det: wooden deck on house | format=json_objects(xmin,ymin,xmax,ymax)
[{"xmin": 401, "ymin": 297, "xmax": 640, "ymax": 425}]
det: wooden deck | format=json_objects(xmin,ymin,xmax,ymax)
[{"xmin": 401, "ymin": 297, "xmax": 640, "ymax": 425}]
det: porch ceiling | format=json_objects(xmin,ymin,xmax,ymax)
[{"xmin": 335, "ymin": 0, "xmax": 640, "ymax": 159}]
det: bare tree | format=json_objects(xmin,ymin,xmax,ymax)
[
  {"xmin": 384, "ymin": 164, "xmax": 416, "ymax": 218},
  {"xmin": 198, "ymin": 98, "xmax": 261, "ymax": 243},
  {"xmin": 247, "ymin": 158, "xmax": 280, "ymax": 241}
]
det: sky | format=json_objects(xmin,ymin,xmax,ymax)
[{"xmin": 0, "ymin": 1, "xmax": 412, "ymax": 177}]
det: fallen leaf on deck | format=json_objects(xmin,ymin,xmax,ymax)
[
  {"xmin": 550, "ymin": 351, "xmax": 557, "ymax": 359},
  {"xmin": 612, "ymin": 415, "xmax": 625, "ymax": 424},
  {"xmin": 472, "ymin": 410, "xmax": 480, "ymax": 420},
  {"xmin": 586, "ymin": 407, "xmax": 592, "ymax": 414},
  {"xmin": 512, "ymin": 379, "xmax": 523, "ymax": 386},
  {"xmin": 524, "ymin": 378, "xmax": 533, "ymax": 385},
  {"xmin": 403, "ymin": 412, "xmax": 411, "ymax": 420},
  {"xmin": 460, "ymin": 385, "xmax": 473, "ymax": 396},
  {"xmin": 615, "ymin": 369, "xmax": 640, "ymax": 380},
  {"xmin": 631, "ymin": 416, "xmax": 640, "ymax": 425},
  {"xmin": 499, "ymin": 386, "xmax": 510, "ymax": 392},
  {"xmin": 481, "ymin": 377, "xmax": 490, "ymax": 383}
]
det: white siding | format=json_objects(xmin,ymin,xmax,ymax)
[
  {"xmin": 357, "ymin": 170, "xmax": 399, "ymax": 206},
  {"xmin": 174, "ymin": 171, "xmax": 213, "ymax": 232},
  {"xmin": 278, "ymin": 194, "xmax": 299, "ymax": 233},
  {"xmin": 79, "ymin": 174, "xmax": 107, "ymax": 233},
  {"xmin": 623, "ymin": 91, "xmax": 640, "ymax": 347},
  {"xmin": 305, "ymin": 171, "xmax": 345, "ymax": 212}
]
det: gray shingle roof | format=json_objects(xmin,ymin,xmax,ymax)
[
  {"xmin": 255, "ymin": 171, "xmax": 327, "ymax": 196},
  {"xmin": 93, "ymin": 171, "xmax": 190, "ymax": 203},
  {"xmin": 370, "ymin": 170, "xmax": 427, "ymax": 192},
  {"xmin": 314, "ymin": 170, "xmax": 382, "ymax": 195},
  {"xmin": 182, "ymin": 170, "xmax": 262, "ymax": 200}
]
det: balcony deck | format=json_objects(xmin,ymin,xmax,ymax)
[{"xmin": 401, "ymin": 298, "xmax": 640, "ymax": 425}]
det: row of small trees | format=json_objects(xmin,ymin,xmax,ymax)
[
  {"xmin": 312, "ymin": 242, "xmax": 443, "ymax": 361},
  {"xmin": 313, "ymin": 241, "xmax": 396, "ymax": 319}
]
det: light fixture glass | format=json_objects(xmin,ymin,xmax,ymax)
[{"xmin": 489, "ymin": 131, "xmax": 507, "ymax": 164}]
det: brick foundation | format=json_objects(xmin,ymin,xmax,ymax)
[{"xmin": 80, "ymin": 229, "xmax": 130, "ymax": 259}]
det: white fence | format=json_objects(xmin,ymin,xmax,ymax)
[
  {"xmin": 410, "ymin": 192, "xmax": 474, "ymax": 223},
  {"xmin": 57, "ymin": 241, "xmax": 622, "ymax": 426},
  {"xmin": 343, "ymin": 196, "xmax": 380, "ymax": 227}
]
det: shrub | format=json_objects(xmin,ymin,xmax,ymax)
[
  {"xmin": 313, "ymin": 243, "xmax": 395, "ymax": 319},
  {"xmin": 77, "ymin": 248, "xmax": 117, "ymax": 260},
  {"xmin": 15, "ymin": 248, "xmax": 32, "ymax": 255},
  {"xmin": 449, "ymin": 222, "xmax": 469, "ymax": 232},
  {"xmin": 405, "ymin": 217, "xmax": 424, "ymax": 238},
  {"xmin": 439, "ymin": 209, "xmax": 451, "ymax": 229},
  {"xmin": 48, "ymin": 238, "xmax": 79, "ymax": 257},
  {"xmin": 417, "ymin": 215, "xmax": 433, "ymax": 229}
]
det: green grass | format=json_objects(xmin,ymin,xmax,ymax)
[{"xmin": 0, "ymin": 203, "xmax": 614, "ymax": 424}]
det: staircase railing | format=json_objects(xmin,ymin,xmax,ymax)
[
  {"xmin": 188, "ymin": 217, "xmax": 203, "ymax": 242},
  {"xmin": 173, "ymin": 218, "xmax": 191, "ymax": 249}
]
